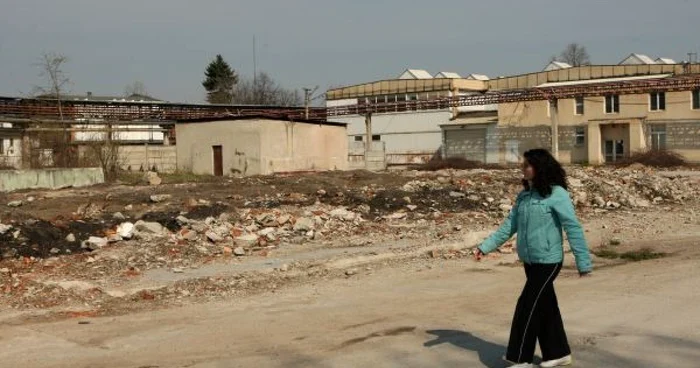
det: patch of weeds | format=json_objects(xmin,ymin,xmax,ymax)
[
  {"xmin": 594, "ymin": 247, "xmax": 667, "ymax": 262},
  {"xmin": 619, "ymin": 248, "xmax": 667, "ymax": 261},
  {"xmin": 594, "ymin": 247, "xmax": 621, "ymax": 259}
]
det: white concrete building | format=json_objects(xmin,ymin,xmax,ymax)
[{"xmin": 326, "ymin": 70, "xmax": 496, "ymax": 167}]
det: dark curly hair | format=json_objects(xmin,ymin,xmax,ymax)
[{"xmin": 523, "ymin": 148, "xmax": 568, "ymax": 197}]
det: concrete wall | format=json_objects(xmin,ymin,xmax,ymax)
[
  {"xmin": 176, "ymin": 119, "xmax": 348, "ymax": 176},
  {"xmin": 335, "ymin": 110, "xmax": 452, "ymax": 165},
  {"xmin": 119, "ymin": 145, "xmax": 177, "ymax": 173},
  {"xmin": 0, "ymin": 168, "xmax": 104, "ymax": 192},
  {"xmin": 176, "ymin": 120, "xmax": 262, "ymax": 176},
  {"xmin": 258, "ymin": 120, "xmax": 348, "ymax": 174}
]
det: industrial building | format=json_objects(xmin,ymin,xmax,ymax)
[
  {"xmin": 175, "ymin": 116, "xmax": 348, "ymax": 176},
  {"xmin": 486, "ymin": 62, "xmax": 700, "ymax": 164},
  {"xmin": 327, "ymin": 56, "xmax": 700, "ymax": 166},
  {"xmin": 326, "ymin": 69, "xmax": 496, "ymax": 168}
]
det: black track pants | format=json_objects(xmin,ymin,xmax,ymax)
[{"xmin": 505, "ymin": 263, "xmax": 571, "ymax": 364}]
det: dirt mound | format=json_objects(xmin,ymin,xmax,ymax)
[
  {"xmin": 0, "ymin": 219, "xmax": 110, "ymax": 259},
  {"xmin": 616, "ymin": 150, "xmax": 688, "ymax": 168}
]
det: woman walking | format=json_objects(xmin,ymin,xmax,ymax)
[{"xmin": 474, "ymin": 149, "xmax": 592, "ymax": 368}]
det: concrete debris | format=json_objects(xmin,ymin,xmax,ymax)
[
  {"xmin": 134, "ymin": 220, "xmax": 167, "ymax": 235},
  {"xmin": 113, "ymin": 212, "xmax": 126, "ymax": 220},
  {"xmin": 293, "ymin": 217, "xmax": 316, "ymax": 232},
  {"xmin": 7, "ymin": 200, "xmax": 23, "ymax": 208},
  {"xmin": 0, "ymin": 166, "xmax": 697, "ymax": 312},
  {"xmin": 84, "ymin": 236, "xmax": 108, "ymax": 249},
  {"xmin": 145, "ymin": 171, "xmax": 162, "ymax": 186},
  {"xmin": 149, "ymin": 194, "xmax": 172, "ymax": 203},
  {"xmin": 0, "ymin": 223, "xmax": 12, "ymax": 235},
  {"xmin": 116, "ymin": 222, "xmax": 135, "ymax": 239},
  {"xmin": 235, "ymin": 234, "xmax": 259, "ymax": 247},
  {"xmin": 206, "ymin": 231, "xmax": 224, "ymax": 243},
  {"xmin": 383, "ymin": 212, "xmax": 407, "ymax": 220}
]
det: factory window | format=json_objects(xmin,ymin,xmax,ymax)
[
  {"xmin": 575, "ymin": 127, "xmax": 585, "ymax": 146},
  {"xmin": 372, "ymin": 135, "xmax": 381, "ymax": 141},
  {"xmin": 575, "ymin": 96, "xmax": 584, "ymax": 115},
  {"xmin": 650, "ymin": 125, "xmax": 667, "ymax": 151},
  {"xmin": 692, "ymin": 89, "xmax": 700, "ymax": 110},
  {"xmin": 650, "ymin": 92, "xmax": 666, "ymax": 111},
  {"xmin": 354, "ymin": 136, "xmax": 363, "ymax": 142},
  {"xmin": 605, "ymin": 94, "xmax": 620, "ymax": 114}
]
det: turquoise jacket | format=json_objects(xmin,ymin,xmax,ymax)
[{"xmin": 478, "ymin": 185, "xmax": 593, "ymax": 273}]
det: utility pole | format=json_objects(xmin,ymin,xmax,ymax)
[
  {"xmin": 364, "ymin": 112, "xmax": 372, "ymax": 164},
  {"xmin": 303, "ymin": 88, "xmax": 312, "ymax": 120},
  {"xmin": 550, "ymin": 99, "xmax": 559, "ymax": 160},
  {"xmin": 253, "ymin": 35, "xmax": 257, "ymax": 86},
  {"xmin": 303, "ymin": 86, "xmax": 319, "ymax": 120}
]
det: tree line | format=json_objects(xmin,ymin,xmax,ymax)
[{"xmin": 201, "ymin": 54, "xmax": 301, "ymax": 106}]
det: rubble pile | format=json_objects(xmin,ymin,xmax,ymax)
[
  {"xmin": 0, "ymin": 166, "xmax": 698, "ymax": 312},
  {"xmin": 401, "ymin": 166, "xmax": 699, "ymax": 211}
]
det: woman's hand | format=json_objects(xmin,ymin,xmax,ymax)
[{"xmin": 473, "ymin": 248, "xmax": 484, "ymax": 261}]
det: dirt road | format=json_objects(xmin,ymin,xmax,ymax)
[{"xmin": 1, "ymin": 234, "xmax": 699, "ymax": 368}]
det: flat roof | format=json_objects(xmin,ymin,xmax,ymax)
[
  {"xmin": 536, "ymin": 74, "xmax": 671, "ymax": 88},
  {"xmin": 176, "ymin": 115, "xmax": 347, "ymax": 127}
]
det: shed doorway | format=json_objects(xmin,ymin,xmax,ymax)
[{"xmin": 212, "ymin": 145, "xmax": 223, "ymax": 176}]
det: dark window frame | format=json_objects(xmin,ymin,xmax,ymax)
[
  {"xmin": 574, "ymin": 96, "xmax": 584, "ymax": 115},
  {"xmin": 650, "ymin": 92, "xmax": 666, "ymax": 111},
  {"xmin": 605, "ymin": 94, "xmax": 620, "ymax": 114},
  {"xmin": 574, "ymin": 127, "xmax": 585, "ymax": 146}
]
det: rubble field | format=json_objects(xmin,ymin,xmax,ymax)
[{"xmin": 0, "ymin": 166, "xmax": 699, "ymax": 318}]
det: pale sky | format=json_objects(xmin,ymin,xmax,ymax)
[{"xmin": 0, "ymin": 0, "xmax": 698, "ymax": 103}]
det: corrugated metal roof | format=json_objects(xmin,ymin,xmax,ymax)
[
  {"xmin": 536, "ymin": 74, "xmax": 671, "ymax": 88},
  {"xmin": 655, "ymin": 57, "xmax": 677, "ymax": 64},
  {"xmin": 543, "ymin": 61, "xmax": 573, "ymax": 71},
  {"xmin": 466, "ymin": 74, "xmax": 490, "ymax": 81},
  {"xmin": 619, "ymin": 53, "xmax": 657, "ymax": 65},
  {"xmin": 434, "ymin": 72, "xmax": 462, "ymax": 79},
  {"xmin": 398, "ymin": 69, "xmax": 433, "ymax": 79}
]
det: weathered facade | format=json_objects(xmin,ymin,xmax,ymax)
[
  {"xmin": 176, "ymin": 117, "xmax": 348, "ymax": 176},
  {"xmin": 326, "ymin": 69, "xmax": 495, "ymax": 167},
  {"xmin": 497, "ymin": 87, "xmax": 700, "ymax": 164}
]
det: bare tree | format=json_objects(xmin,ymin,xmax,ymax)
[
  {"xmin": 83, "ymin": 126, "xmax": 124, "ymax": 182},
  {"xmin": 234, "ymin": 72, "xmax": 301, "ymax": 106},
  {"xmin": 559, "ymin": 43, "xmax": 591, "ymax": 66},
  {"xmin": 34, "ymin": 52, "xmax": 70, "ymax": 120},
  {"xmin": 124, "ymin": 80, "xmax": 148, "ymax": 97},
  {"xmin": 33, "ymin": 53, "xmax": 76, "ymax": 167}
]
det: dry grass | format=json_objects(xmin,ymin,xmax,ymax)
[{"xmin": 616, "ymin": 150, "xmax": 689, "ymax": 168}]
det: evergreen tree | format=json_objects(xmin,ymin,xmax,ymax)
[{"xmin": 202, "ymin": 55, "xmax": 238, "ymax": 104}]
